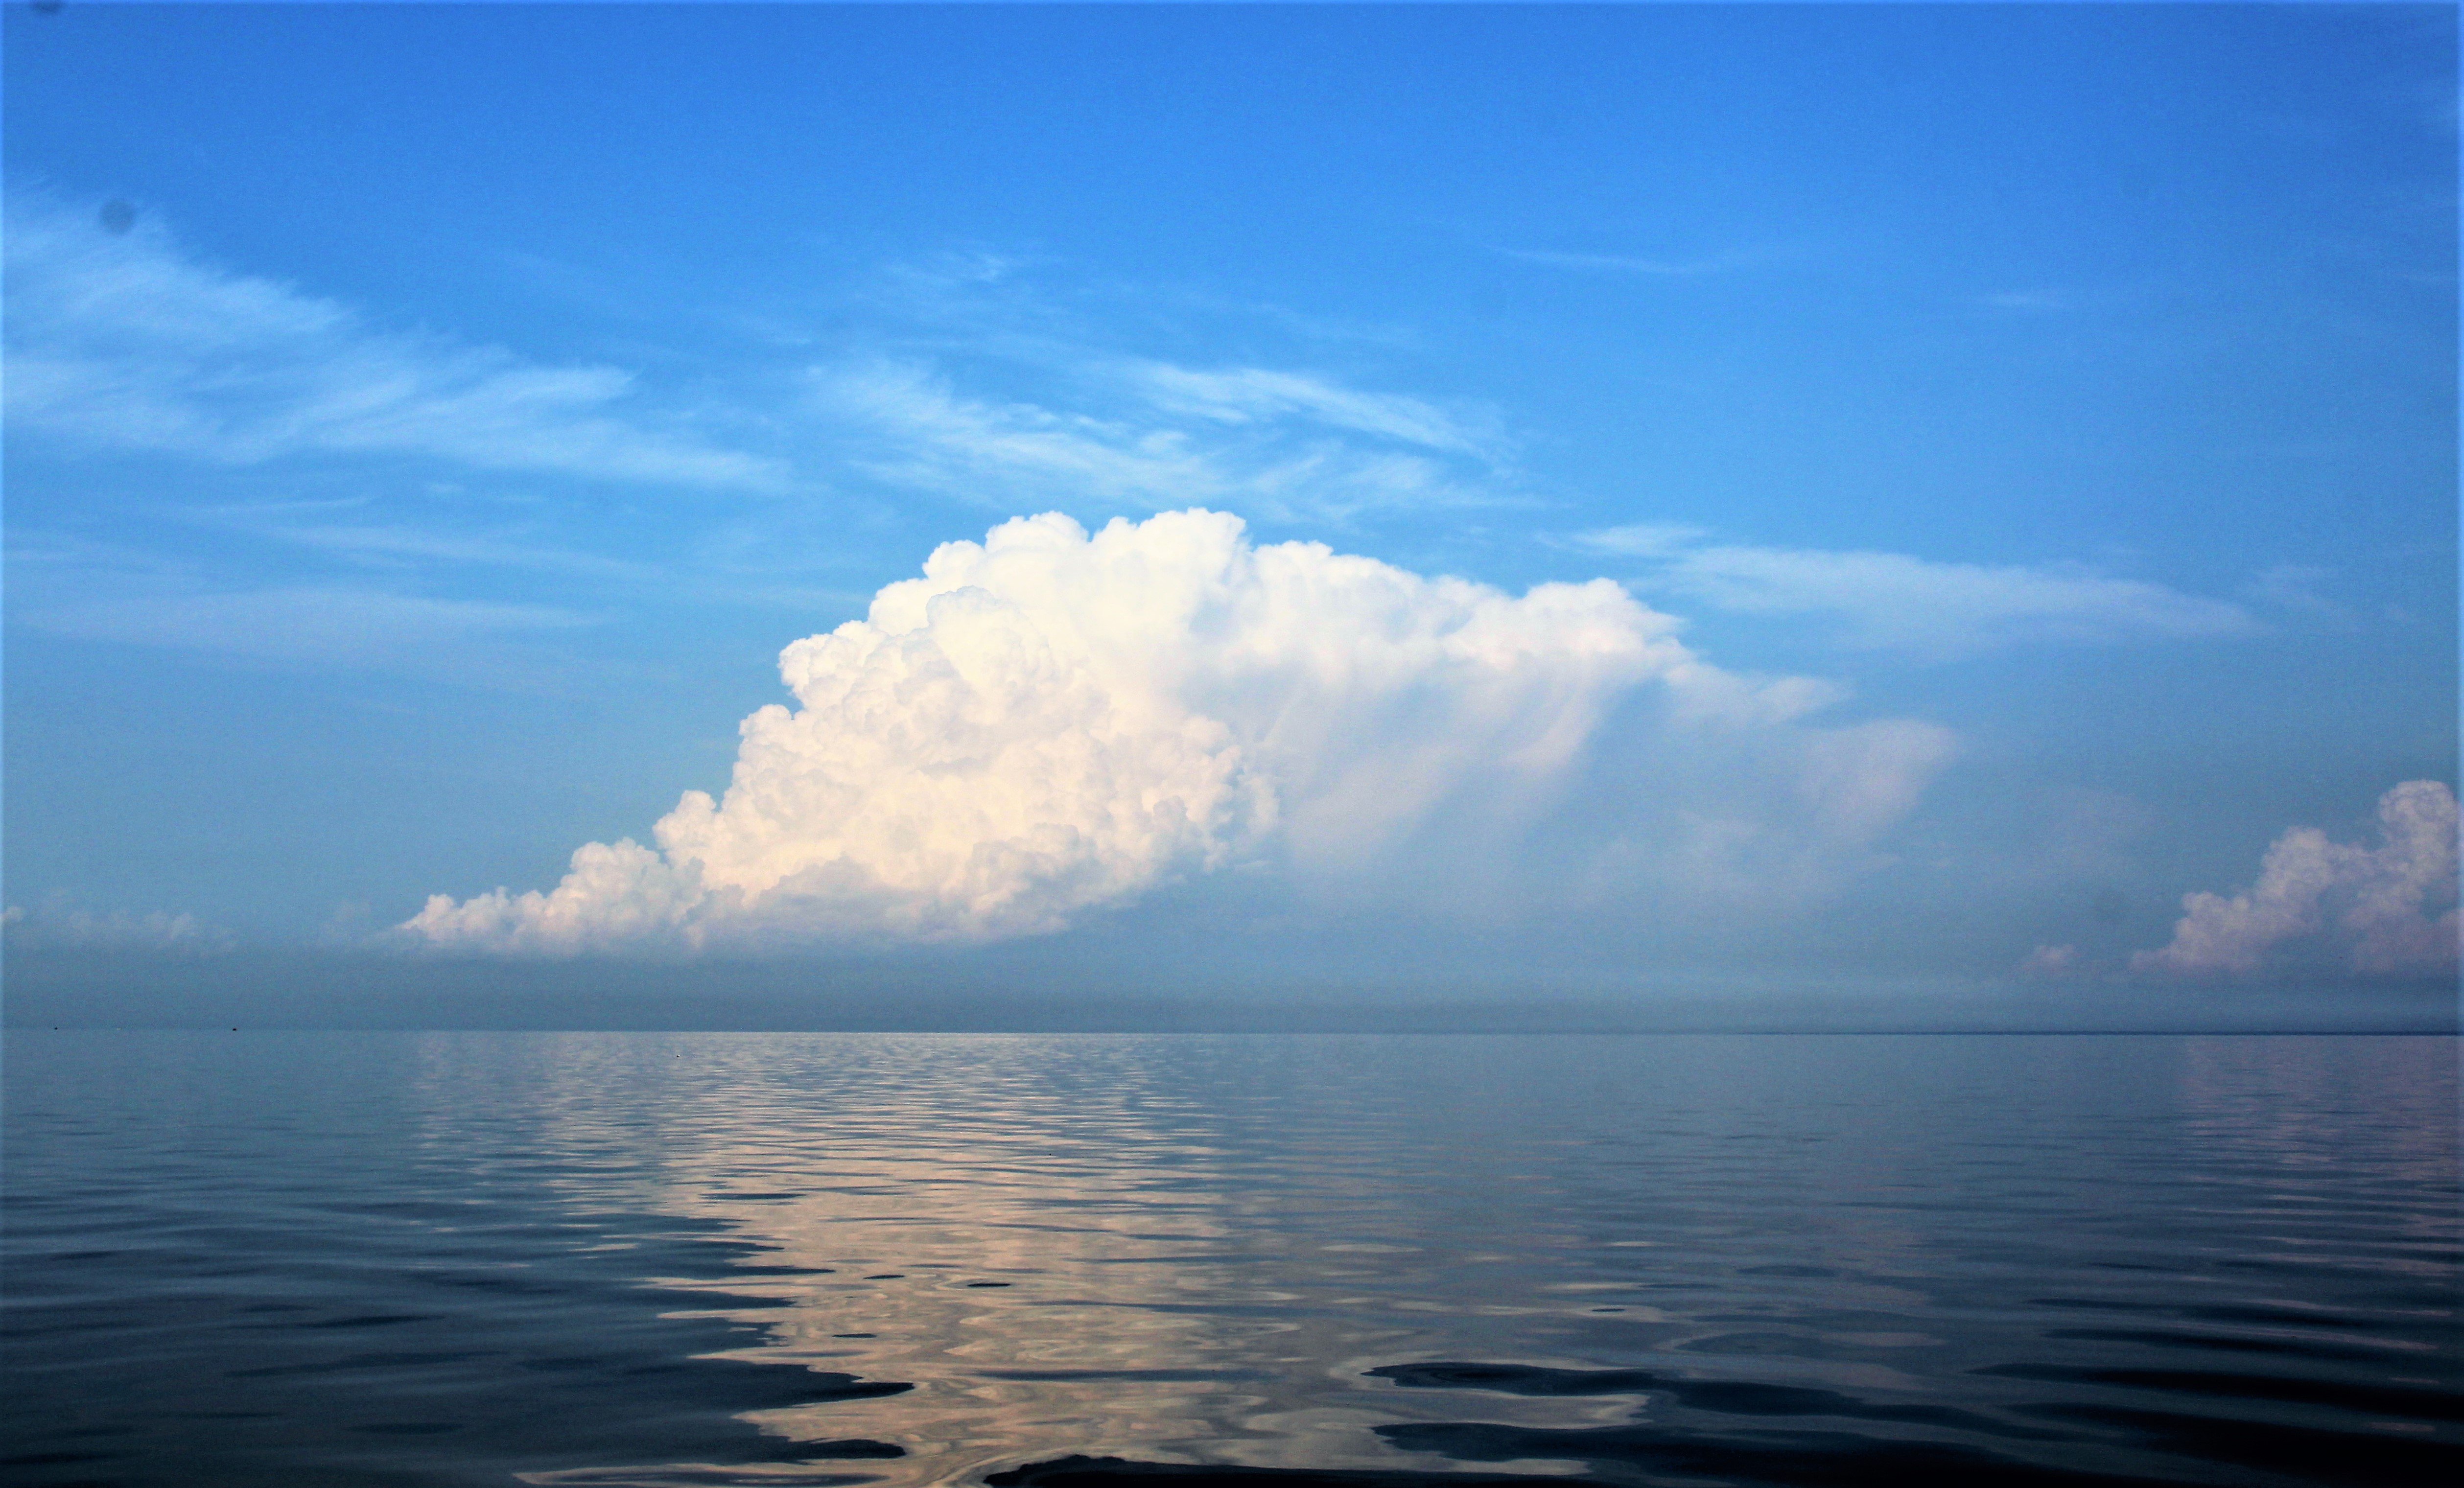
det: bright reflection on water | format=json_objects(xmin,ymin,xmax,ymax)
[{"xmin": 5, "ymin": 1033, "xmax": 2458, "ymax": 1488}]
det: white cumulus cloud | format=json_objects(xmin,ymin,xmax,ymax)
[
  {"xmin": 2132, "ymin": 781, "xmax": 2460, "ymax": 979},
  {"xmin": 407, "ymin": 510, "xmax": 1952, "ymax": 954}
]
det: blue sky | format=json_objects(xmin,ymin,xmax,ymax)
[{"xmin": 3, "ymin": 3, "xmax": 2454, "ymax": 1023}]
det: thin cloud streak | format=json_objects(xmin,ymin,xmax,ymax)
[
  {"xmin": 821, "ymin": 358, "xmax": 1235, "ymax": 506},
  {"xmin": 1118, "ymin": 361, "xmax": 1506, "ymax": 460},
  {"xmin": 815, "ymin": 356, "xmax": 1509, "ymax": 525},
  {"xmin": 200, "ymin": 509, "xmax": 660, "ymax": 581},
  {"xmin": 1575, "ymin": 527, "xmax": 2258, "ymax": 658},
  {"xmin": 2, "ymin": 194, "xmax": 785, "ymax": 490},
  {"xmin": 17, "ymin": 583, "xmax": 595, "ymax": 681}
]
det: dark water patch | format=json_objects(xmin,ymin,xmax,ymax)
[
  {"xmin": 2020, "ymin": 1404, "xmax": 2464, "ymax": 1487},
  {"xmin": 0, "ymin": 1197, "xmax": 915, "ymax": 1488},
  {"xmin": 519, "ymin": 1353, "xmax": 625, "ymax": 1372},
  {"xmin": 2030, "ymin": 1294, "xmax": 2440, "ymax": 1337},
  {"xmin": 1675, "ymin": 1330, "xmax": 1809, "ymax": 1354},
  {"xmin": 636, "ymin": 1286, "xmax": 801, "ymax": 1310},
  {"xmin": 2042, "ymin": 1327, "xmax": 2409, "ymax": 1363},
  {"xmin": 417, "ymin": 1271, "xmax": 567, "ymax": 1295},
  {"xmin": 802, "ymin": 1440, "xmax": 908, "ymax": 1458},
  {"xmin": 2182, "ymin": 1302, "xmax": 2395, "ymax": 1330},
  {"xmin": 0, "ymin": 1449, "xmax": 125, "ymax": 1467},
  {"xmin": 1370, "ymin": 1361, "xmax": 1660, "ymax": 1396},
  {"xmin": 298, "ymin": 1312, "xmax": 439, "ymax": 1329},
  {"xmin": 229, "ymin": 1348, "xmax": 494, "ymax": 1376},
  {"xmin": 1980, "ymin": 1364, "xmax": 2464, "ymax": 1422},
  {"xmin": 158, "ymin": 1412, "xmax": 277, "ymax": 1421},
  {"xmin": 987, "ymin": 1456, "xmax": 1547, "ymax": 1488},
  {"xmin": 1370, "ymin": 1361, "xmax": 2060, "ymax": 1439},
  {"xmin": 1376, "ymin": 1419, "xmax": 2190, "ymax": 1488}
]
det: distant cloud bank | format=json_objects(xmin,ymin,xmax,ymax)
[
  {"xmin": 2134, "ymin": 781, "xmax": 2460, "ymax": 979},
  {"xmin": 407, "ymin": 510, "xmax": 1952, "ymax": 954},
  {"xmin": 2, "ymin": 900, "xmax": 229, "ymax": 954}
]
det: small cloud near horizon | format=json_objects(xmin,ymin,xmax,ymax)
[
  {"xmin": 3, "ymin": 899, "xmax": 232, "ymax": 955},
  {"xmin": 2132, "ymin": 781, "xmax": 2460, "ymax": 980},
  {"xmin": 2017, "ymin": 943, "xmax": 2080, "ymax": 979}
]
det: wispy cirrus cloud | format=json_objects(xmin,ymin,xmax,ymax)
[
  {"xmin": 7, "ymin": 526, "xmax": 597, "ymax": 682},
  {"xmin": 1118, "ymin": 361, "xmax": 1506, "ymax": 459},
  {"xmin": 2, "ymin": 193, "xmax": 784, "ymax": 490},
  {"xmin": 190, "ymin": 502, "xmax": 660, "ymax": 581},
  {"xmin": 19, "ymin": 584, "xmax": 593, "ymax": 669},
  {"xmin": 256, "ymin": 525, "xmax": 656, "ymax": 580},
  {"xmin": 1574, "ymin": 524, "xmax": 1713, "ymax": 558},
  {"xmin": 815, "ymin": 355, "xmax": 1508, "ymax": 525},
  {"xmin": 789, "ymin": 245, "xmax": 1520, "ymax": 526},
  {"xmin": 1573, "ymin": 526, "xmax": 2257, "ymax": 659}
]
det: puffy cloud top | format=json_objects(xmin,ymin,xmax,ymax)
[
  {"xmin": 407, "ymin": 511, "xmax": 1949, "ymax": 953},
  {"xmin": 2133, "ymin": 780, "xmax": 2460, "ymax": 978}
]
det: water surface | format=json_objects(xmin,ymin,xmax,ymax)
[{"xmin": 5, "ymin": 1032, "xmax": 2456, "ymax": 1487}]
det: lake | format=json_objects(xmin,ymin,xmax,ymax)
[{"xmin": 4, "ymin": 1031, "xmax": 2456, "ymax": 1487}]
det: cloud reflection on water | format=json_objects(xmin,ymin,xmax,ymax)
[
  {"xmin": 379, "ymin": 1033, "xmax": 2464, "ymax": 1488},
  {"xmin": 498, "ymin": 1034, "xmax": 1666, "ymax": 1485}
]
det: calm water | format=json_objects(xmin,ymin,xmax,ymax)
[{"xmin": 3, "ymin": 1032, "xmax": 2457, "ymax": 1488}]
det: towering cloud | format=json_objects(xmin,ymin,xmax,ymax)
[
  {"xmin": 406, "ymin": 511, "xmax": 1952, "ymax": 953},
  {"xmin": 2133, "ymin": 781, "xmax": 2461, "ymax": 978}
]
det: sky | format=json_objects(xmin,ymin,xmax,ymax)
[{"xmin": 3, "ymin": 1, "xmax": 2455, "ymax": 1029}]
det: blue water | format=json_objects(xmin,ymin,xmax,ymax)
[{"xmin": 4, "ymin": 1032, "xmax": 2456, "ymax": 1488}]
